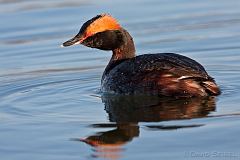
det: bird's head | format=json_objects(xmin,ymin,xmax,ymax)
[{"xmin": 62, "ymin": 14, "xmax": 125, "ymax": 50}]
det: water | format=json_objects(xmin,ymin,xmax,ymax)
[{"xmin": 0, "ymin": 0, "xmax": 240, "ymax": 159}]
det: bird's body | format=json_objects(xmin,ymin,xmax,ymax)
[
  {"xmin": 62, "ymin": 14, "xmax": 220, "ymax": 97},
  {"xmin": 102, "ymin": 53, "xmax": 219, "ymax": 97}
]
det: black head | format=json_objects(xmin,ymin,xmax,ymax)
[{"xmin": 62, "ymin": 14, "xmax": 125, "ymax": 50}]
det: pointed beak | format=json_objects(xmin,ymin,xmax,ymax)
[{"xmin": 61, "ymin": 34, "xmax": 84, "ymax": 47}]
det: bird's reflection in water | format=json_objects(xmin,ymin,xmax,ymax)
[
  {"xmin": 76, "ymin": 95, "xmax": 216, "ymax": 159},
  {"xmin": 103, "ymin": 95, "xmax": 216, "ymax": 122},
  {"xmin": 77, "ymin": 123, "xmax": 139, "ymax": 159}
]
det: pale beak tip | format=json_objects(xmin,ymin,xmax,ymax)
[{"xmin": 60, "ymin": 44, "xmax": 64, "ymax": 48}]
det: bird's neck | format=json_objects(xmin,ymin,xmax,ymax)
[
  {"xmin": 111, "ymin": 29, "xmax": 136, "ymax": 61},
  {"xmin": 103, "ymin": 29, "xmax": 136, "ymax": 78}
]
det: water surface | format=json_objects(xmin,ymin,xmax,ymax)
[{"xmin": 0, "ymin": 0, "xmax": 240, "ymax": 159}]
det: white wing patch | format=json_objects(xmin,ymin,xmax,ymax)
[{"xmin": 178, "ymin": 76, "xmax": 191, "ymax": 80}]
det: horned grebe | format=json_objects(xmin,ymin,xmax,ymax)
[{"xmin": 62, "ymin": 14, "xmax": 220, "ymax": 97}]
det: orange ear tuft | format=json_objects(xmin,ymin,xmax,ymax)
[{"xmin": 85, "ymin": 14, "xmax": 121, "ymax": 38}]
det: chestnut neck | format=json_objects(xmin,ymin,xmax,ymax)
[
  {"xmin": 111, "ymin": 29, "xmax": 136, "ymax": 61},
  {"xmin": 103, "ymin": 29, "xmax": 136, "ymax": 77}
]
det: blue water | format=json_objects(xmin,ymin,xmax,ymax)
[{"xmin": 0, "ymin": 0, "xmax": 240, "ymax": 159}]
